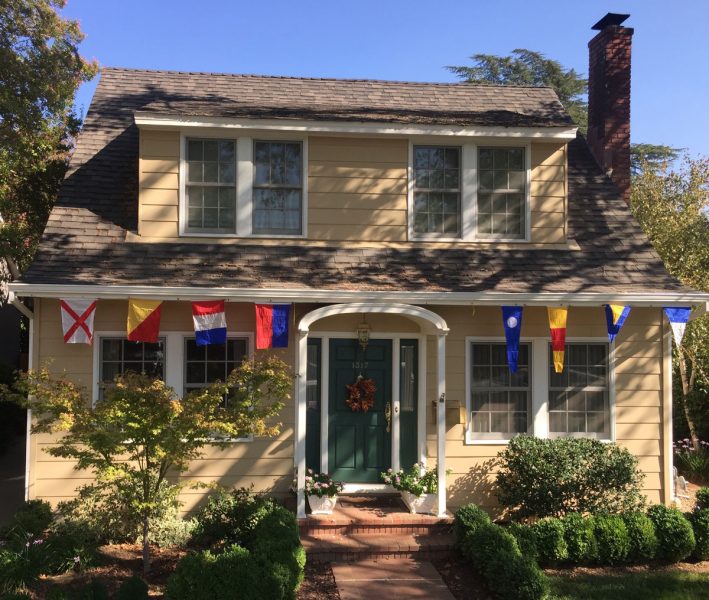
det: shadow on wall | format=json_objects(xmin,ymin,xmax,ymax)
[{"xmin": 447, "ymin": 458, "xmax": 504, "ymax": 518}]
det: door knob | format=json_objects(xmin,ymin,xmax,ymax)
[{"xmin": 384, "ymin": 402, "xmax": 392, "ymax": 433}]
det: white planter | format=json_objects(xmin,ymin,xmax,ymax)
[
  {"xmin": 401, "ymin": 490, "xmax": 437, "ymax": 515},
  {"xmin": 307, "ymin": 493, "xmax": 338, "ymax": 515}
]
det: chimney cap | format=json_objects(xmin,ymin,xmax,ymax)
[{"xmin": 591, "ymin": 13, "xmax": 630, "ymax": 30}]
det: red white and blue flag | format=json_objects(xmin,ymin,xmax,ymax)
[
  {"xmin": 192, "ymin": 301, "xmax": 227, "ymax": 346},
  {"xmin": 255, "ymin": 304, "xmax": 290, "ymax": 349}
]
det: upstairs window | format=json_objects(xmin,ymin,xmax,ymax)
[
  {"xmin": 186, "ymin": 139, "xmax": 236, "ymax": 233},
  {"xmin": 253, "ymin": 141, "xmax": 303, "ymax": 235},
  {"xmin": 412, "ymin": 146, "xmax": 461, "ymax": 237},
  {"xmin": 477, "ymin": 147, "xmax": 526, "ymax": 239}
]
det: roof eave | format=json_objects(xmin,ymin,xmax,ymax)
[{"xmin": 133, "ymin": 113, "xmax": 579, "ymax": 140}]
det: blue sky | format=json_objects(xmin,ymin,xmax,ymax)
[{"xmin": 63, "ymin": 0, "xmax": 708, "ymax": 157}]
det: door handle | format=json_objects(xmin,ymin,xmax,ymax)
[{"xmin": 384, "ymin": 402, "xmax": 392, "ymax": 433}]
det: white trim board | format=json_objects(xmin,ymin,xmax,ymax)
[
  {"xmin": 11, "ymin": 283, "xmax": 709, "ymax": 309},
  {"xmin": 135, "ymin": 113, "xmax": 578, "ymax": 140}
]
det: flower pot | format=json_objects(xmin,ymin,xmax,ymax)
[
  {"xmin": 307, "ymin": 493, "xmax": 338, "ymax": 515},
  {"xmin": 401, "ymin": 490, "xmax": 437, "ymax": 515}
]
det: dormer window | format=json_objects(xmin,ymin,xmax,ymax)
[
  {"xmin": 477, "ymin": 147, "xmax": 526, "ymax": 239},
  {"xmin": 185, "ymin": 139, "xmax": 236, "ymax": 233},
  {"xmin": 412, "ymin": 146, "xmax": 461, "ymax": 237}
]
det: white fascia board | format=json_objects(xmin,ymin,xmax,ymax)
[
  {"xmin": 9, "ymin": 282, "xmax": 709, "ymax": 309},
  {"xmin": 133, "ymin": 113, "xmax": 578, "ymax": 140}
]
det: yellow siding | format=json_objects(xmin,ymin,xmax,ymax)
[
  {"xmin": 137, "ymin": 131, "xmax": 569, "ymax": 245},
  {"xmin": 30, "ymin": 302, "xmax": 666, "ymax": 514}
]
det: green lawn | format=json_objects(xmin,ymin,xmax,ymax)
[{"xmin": 548, "ymin": 570, "xmax": 709, "ymax": 600}]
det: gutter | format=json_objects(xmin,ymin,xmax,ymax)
[{"xmin": 8, "ymin": 282, "xmax": 709, "ymax": 310}]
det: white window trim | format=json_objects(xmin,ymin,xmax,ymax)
[
  {"xmin": 92, "ymin": 331, "xmax": 256, "ymax": 443},
  {"xmin": 407, "ymin": 141, "xmax": 531, "ymax": 242},
  {"xmin": 464, "ymin": 335, "xmax": 615, "ymax": 445},
  {"xmin": 178, "ymin": 131, "xmax": 308, "ymax": 239}
]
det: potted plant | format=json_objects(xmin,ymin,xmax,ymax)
[
  {"xmin": 381, "ymin": 463, "xmax": 439, "ymax": 515},
  {"xmin": 305, "ymin": 469, "xmax": 344, "ymax": 515}
]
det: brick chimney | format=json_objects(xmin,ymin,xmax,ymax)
[{"xmin": 587, "ymin": 13, "xmax": 633, "ymax": 201}]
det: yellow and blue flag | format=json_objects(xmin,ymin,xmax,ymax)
[{"xmin": 604, "ymin": 305, "xmax": 631, "ymax": 342}]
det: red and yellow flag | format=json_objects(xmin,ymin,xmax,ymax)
[
  {"xmin": 127, "ymin": 299, "xmax": 163, "ymax": 343},
  {"xmin": 547, "ymin": 307, "xmax": 568, "ymax": 373}
]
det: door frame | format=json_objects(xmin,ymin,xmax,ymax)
[{"xmin": 309, "ymin": 332, "xmax": 426, "ymax": 486}]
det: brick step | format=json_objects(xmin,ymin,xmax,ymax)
[
  {"xmin": 302, "ymin": 531, "xmax": 455, "ymax": 563},
  {"xmin": 299, "ymin": 517, "xmax": 453, "ymax": 538}
]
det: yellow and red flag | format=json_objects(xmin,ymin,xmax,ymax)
[
  {"xmin": 547, "ymin": 307, "xmax": 568, "ymax": 373},
  {"xmin": 127, "ymin": 299, "xmax": 163, "ymax": 343}
]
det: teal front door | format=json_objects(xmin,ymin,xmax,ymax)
[{"xmin": 328, "ymin": 339, "xmax": 392, "ymax": 483}]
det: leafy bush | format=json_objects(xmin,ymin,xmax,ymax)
[
  {"xmin": 531, "ymin": 518, "xmax": 568, "ymax": 566},
  {"xmin": 461, "ymin": 523, "xmax": 520, "ymax": 573},
  {"xmin": 562, "ymin": 513, "xmax": 598, "ymax": 564},
  {"xmin": 485, "ymin": 550, "xmax": 549, "ymax": 600},
  {"xmin": 453, "ymin": 503, "xmax": 491, "ymax": 544},
  {"xmin": 496, "ymin": 436, "xmax": 645, "ymax": 519},
  {"xmin": 147, "ymin": 507, "xmax": 196, "ymax": 548},
  {"xmin": 622, "ymin": 512, "xmax": 658, "ymax": 562},
  {"xmin": 1, "ymin": 500, "xmax": 53, "ymax": 539},
  {"xmin": 507, "ymin": 522, "xmax": 539, "ymax": 561},
  {"xmin": 674, "ymin": 440, "xmax": 709, "ymax": 482},
  {"xmin": 696, "ymin": 487, "xmax": 709, "ymax": 510},
  {"xmin": 117, "ymin": 575, "xmax": 149, "ymax": 600},
  {"xmin": 0, "ymin": 536, "xmax": 50, "ymax": 593},
  {"xmin": 44, "ymin": 518, "xmax": 101, "ymax": 573},
  {"xmin": 690, "ymin": 508, "xmax": 709, "ymax": 561},
  {"xmin": 648, "ymin": 504, "xmax": 696, "ymax": 562},
  {"xmin": 593, "ymin": 515, "xmax": 630, "ymax": 564},
  {"xmin": 191, "ymin": 486, "xmax": 277, "ymax": 548}
]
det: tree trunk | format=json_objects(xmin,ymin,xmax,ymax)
[
  {"xmin": 677, "ymin": 349, "xmax": 700, "ymax": 450},
  {"xmin": 142, "ymin": 513, "xmax": 150, "ymax": 574}
]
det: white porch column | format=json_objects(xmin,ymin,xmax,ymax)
[
  {"xmin": 296, "ymin": 330, "xmax": 308, "ymax": 519},
  {"xmin": 436, "ymin": 332, "xmax": 447, "ymax": 517}
]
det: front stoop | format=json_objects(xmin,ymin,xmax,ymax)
[{"xmin": 299, "ymin": 495, "xmax": 455, "ymax": 563}]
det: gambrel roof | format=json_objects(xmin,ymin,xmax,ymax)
[{"xmin": 19, "ymin": 67, "xmax": 689, "ymax": 296}]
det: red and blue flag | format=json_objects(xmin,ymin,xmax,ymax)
[{"xmin": 255, "ymin": 304, "xmax": 290, "ymax": 349}]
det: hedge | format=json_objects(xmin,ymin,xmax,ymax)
[{"xmin": 647, "ymin": 505, "xmax": 695, "ymax": 562}]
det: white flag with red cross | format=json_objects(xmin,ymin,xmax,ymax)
[{"xmin": 60, "ymin": 299, "xmax": 98, "ymax": 344}]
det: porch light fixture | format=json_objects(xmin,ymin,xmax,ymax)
[{"xmin": 356, "ymin": 321, "xmax": 371, "ymax": 350}]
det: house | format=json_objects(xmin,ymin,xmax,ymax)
[{"xmin": 10, "ymin": 13, "xmax": 709, "ymax": 520}]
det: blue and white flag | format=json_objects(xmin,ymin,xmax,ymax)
[
  {"xmin": 501, "ymin": 306, "xmax": 524, "ymax": 373},
  {"xmin": 192, "ymin": 300, "xmax": 227, "ymax": 346},
  {"xmin": 664, "ymin": 307, "xmax": 691, "ymax": 346}
]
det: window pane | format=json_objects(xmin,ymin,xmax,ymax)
[
  {"xmin": 102, "ymin": 362, "xmax": 121, "ymax": 383},
  {"xmin": 479, "ymin": 149, "xmax": 493, "ymax": 169},
  {"xmin": 186, "ymin": 340, "xmax": 204, "ymax": 361},
  {"xmin": 188, "ymin": 140, "xmax": 203, "ymax": 161},
  {"xmin": 472, "ymin": 391, "xmax": 488, "ymax": 411},
  {"xmin": 124, "ymin": 341, "xmax": 143, "ymax": 361},
  {"xmin": 188, "ymin": 161, "xmax": 202, "ymax": 182},
  {"xmin": 102, "ymin": 339, "xmax": 121, "ymax": 361},
  {"xmin": 186, "ymin": 362, "xmax": 205, "ymax": 384},
  {"xmin": 219, "ymin": 161, "xmax": 235, "ymax": 184},
  {"xmin": 219, "ymin": 141, "xmax": 234, "ymax": 161},
  {"xmin": 549, "ymin": 412, "xmax": 567, "ymax": 433}
]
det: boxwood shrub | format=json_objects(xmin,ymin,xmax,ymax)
[
  {"xmin": 531, "ymin": 517, "xmax": 568, "ymax": 566},
  {"xmin": 562, "ymin": 513, "xmax": 598, "ymax": 564},
  {"xmin": 647, "ymin": 504, "xmax": 695, "ymax": 562},
  {"xmin": 485, "ymin": 550, "xmax": 549, "ymax": 600},
  {"xmin": 453, "ymin": 503, "xmax": 491, "ymax": 544},
  {"xmin": 462, "ymin": 523, "xmax": 520, "ymax": 573},
  {"xmin": 117, "ymin": 576, "xmax": 149, "ymax": 600},
  {"xmin": 690, "ymin": 508, "xmax": 709, "ymax": 561},
  {"xmin": 507, "ymin": 522, "xmax": 539, "ymax": 562},
  {"xmin": 696, "ymin": 487, "xmax": 709, "ymax": 511},
  {"xmin": 622, "ymin": 512, "xmax": 658, "ymax": 562},
  {"xmin": 593, "ymin": 515, "xmax": 630, "ymax": 564},
  {"xmin": 496, "ymin": 436, "xmax": 645, "ymax": 519}
]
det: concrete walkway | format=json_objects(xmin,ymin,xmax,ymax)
[{"xmin": 332, "ymin": 559, "xmax": 456, "ymax": 599}]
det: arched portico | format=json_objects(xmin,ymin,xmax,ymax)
[{"xmin": 295, "ymin": 303, "xmax": 449, "ymax": 518}]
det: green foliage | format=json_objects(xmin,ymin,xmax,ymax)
[
  {"xmin": 192, "ymin": 486, "xmax": 278, "ymax": 548},
  {"xmin": 507, "ymin": 522, "xmax": 540, "ymax": 562},
  {"xmin": 117, "ymin": 576, "xmax": 149, "ymax": 600},
  {"xmin": 531, "ymin": 518, "xmax": 568, "ymax": 566},
  {"xmin": 622, "ymin": 512, "xmax": 658, "ymax": 562},
  {"xmin": 453, "ymin": 503, "xmax": 491, "ymax": 544},
  {"xmin": 485, "ymin": 550, "xmax": 549, "ymax": 600},
  {"xmin": 593, "ymin": 515, "xmax": 630, "ymax": 565},
  {"xmin": 562, "ymin": 513, "xmax": 598, "ymax": 564},
  {"xmin": 1, "ymin": 499, "xmax": 52, "ymax": 538},
  {"xmin": 380, "ymin": 463, "xmax": 439, "ymax": 495},
  {"xmin": 461, "ymin": 523, "xmax": 520, "ymax": 573},
  {"xmin": 12, "ymin": 359, "xmax": 291, "ymax": 572},
  {"xmin": 647, "ymin": 504, "xmax": 696, "ymax": 562},
  {"xmin": 690, "ymin": 508, "xmax": 709, "ymax": 561},
  {"xmin": 674, "ymin": 444, "xmax": 709, "ymax": 482},
  {"xmin": 303, "ymin": 469, "xmax": 344, "ymax": 498},
  {"xmin": 630, "ymin": 144, "xmax": 683, "ymax": 176},
  {"xmin": 696, "ymin": 487, "xmax": 709, "ymax": 510},
  {"xmin": 0, "ymin": 0, "xmax": 98, "ymax": 276},
  {"xmin": 447, "ymin": 49, "xmax": 588, "ymax": 131},
  {"xmin": 496, "ymin": 436, "xmax": 645, "ymax": 519},
  {"xmin": 44, "ymin": 518, "xmax": 100, "ymax": 573}
]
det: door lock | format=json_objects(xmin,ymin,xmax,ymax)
[{"xmin": 384, "ymin": 402, "xmax": 392, "ymax": 433}]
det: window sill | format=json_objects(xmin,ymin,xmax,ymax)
[{"xmin": 178, "ymin": 231, "xmax": 306, "ymax": 240}]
